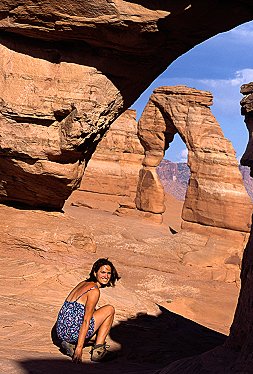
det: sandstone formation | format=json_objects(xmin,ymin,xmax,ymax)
[
  {"xmin": 224, "ymin": 82, "xmax": 253, "ymax": 371},
  {"xmin": 0, "ymin": 35, "xmax": 120, "ymax": 209},
  {"xmin": 134, "ymin": 86, "xmax": 253, "ymax": 286},
  {"xmin": 70, "ymin": 108, "xmax": 165, "ymax": 223},
  {"xmin": 67, "ymin": 85, "xmax": 252, "ymax": 285},
  {"xmin": 0, "ymin": 203, "xmax": 96, "ymax": 257},
  {"xmin": 69, "ymin": 109, "xmax": 145, "ymax": 213},
  {"xmin": 71, "ymin": 87, "xmax": 253, "ymax": 234},
  {"xmin": 1, "ymin": 2, "xmax": 253, "ymax": 209},
  {"xmin": 138, "ymin": 86, "xmax": 253, "ymax": 234}
]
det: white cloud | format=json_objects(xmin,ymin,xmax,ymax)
[
  {"xmin": 152, "ymin": 69, "xmax": 253, "ymax": 98},
  {"xmin": 177, "ymin": 148, "xmax": 188, "ymax": 162},
  {"xmin": 200, "ymin": 68, "xmax": 253, "ymax": 88},
  {"xmin": 149, "ymin": 70, "xmax": 253, "ymax": 118}
]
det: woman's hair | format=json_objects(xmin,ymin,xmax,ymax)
[{"xmin": 86, "ymin": 258, "xmax": 120, "ymax": 287}]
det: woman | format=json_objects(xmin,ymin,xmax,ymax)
[{"xmin": 56, "ymin": 258, "xmax": 120, "ymax": 363}]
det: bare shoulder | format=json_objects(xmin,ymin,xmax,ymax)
[
  {"xmin": 88, "ymin": 282, "xmax": 100, "ymax": 294},
  {"xmin": 86, "ymin": 283, "xmax": 100, "ymax": 304},
  {"xmin": 66, "ymin": 281, "xmax": 99, "ymax": 302},
  {"xmin": 80, "ymin": 281, "xmax": 99, "ymax": 294}
]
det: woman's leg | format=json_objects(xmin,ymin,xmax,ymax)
[{"xmin": 92, "ymin": 305, "xmax": 115, "ymax": 345}]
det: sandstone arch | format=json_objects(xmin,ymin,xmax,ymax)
[
  {"xmin": 137, "ymin": 86, "xmax": 252, "ymax": 233},
  {"xmin": 1, "ymin": 2, "xmax": 253, "ymax": 208}
]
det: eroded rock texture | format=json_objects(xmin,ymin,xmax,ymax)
[
  {"xmin": 0, "ymin": 203, "xmax": 96, "ymax": 256},
  {"xmin": 71, "ymin": 85, "xmax": 252, "ymax": 237},
  {"xmin": 223, "ymin": 83, "xmax": 253, "ymax": 371},
  {"xmin": 1, "ymin": 1, "xmax": 253, "ymax": 209},
  {"xmin": 0, "ymin": 35, "xmax": 122, "ymax": 209},
  {"xmin": 1, "ymin": 2, "xmax": 253, "ymax": 372},
  {"xmin": 70, "ymin": 109, "xmax": 145, "ymax": 212}
]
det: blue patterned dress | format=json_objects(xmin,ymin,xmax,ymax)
[{"xmin": 56, "ymin": 286, "xmax": 97, "ymax": 343}]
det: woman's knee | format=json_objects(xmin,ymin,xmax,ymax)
[{"xmin": 104, "ymin": 304, "xmax": 115, "ymax": 316}]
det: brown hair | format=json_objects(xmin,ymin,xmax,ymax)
[{"xmin": 86, "ymin": 258, "xmax": 120, "ymax": 287}]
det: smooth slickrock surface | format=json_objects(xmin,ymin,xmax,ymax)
[{"xmin": 0, "ymin": 200, "xmax": 239, "ymax": 374}]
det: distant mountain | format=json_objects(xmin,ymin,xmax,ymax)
[
  {"xmin": 156, "ymin": 160, "xmax": 190, "ymax": 201},
  {"xmin": 240, "ymin": 165, "xmax": 253, "ymax": 201},
  {"xmin": 157, "ymin": 159, "xmax": 253, "ymax": 201}
]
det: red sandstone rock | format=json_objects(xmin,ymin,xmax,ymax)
[
  {"xmin": 139, "ymin": 86, "xmax": 252, "ymax": 234},
  {"xmin": 0, "ymin": 203, "xmax": 96, "ymax": 256},
  {"xmin": 1, "ymin": 2, "xmax": 253, "ymax": 209},
  {"xmin": 70, "ymin": 109, "xmax": 144, "ymax": 213}
]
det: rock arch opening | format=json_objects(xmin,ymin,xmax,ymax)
[{"xmin": 137, "ymin": 85, "xmax": 252, "ymax": 232}]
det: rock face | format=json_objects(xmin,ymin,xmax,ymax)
[
  {"xmin": 134, "ymin": 86, "xmax": 253, "ymax": 285},
  {"xmin": 0, "ymin": 35, "xmax": 121, "ymax": 209},
  {"xmin": 1, "ymin": 2, "xmax": 253, "ymax": 209},
  {"xmin": 71, "ymin": 86, "xmax": 252, "ymax": 236},
  {"xmin": 138, "ymin": 86, "xmax": 253, "ymax": 233},
  {"xmin": 68, "ymin": 86, "xmax": 252, "ymax": 285},
  {"xmin": 223, "ymin": 83, "xmax": 253, "ymax": 370},
  {"xmin": 70, "ymin": 109, "xmax": 144, "ymax": 212},
  {"xmin": 0, "ymin": 203, "xmax": 96, "ymax": 257}
]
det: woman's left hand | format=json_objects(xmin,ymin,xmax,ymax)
[{"xmin": 72, "ymin": 346, "xmax": 83, "ymax": 363}]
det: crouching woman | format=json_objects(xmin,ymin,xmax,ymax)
[{"xmin": 56, "ymin": 258, "xmax": 120, "ymax": 363}]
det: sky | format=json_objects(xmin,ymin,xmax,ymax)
[{"xmin": 131, "ymin": 21, "xmax": 253, "ymax": 163}]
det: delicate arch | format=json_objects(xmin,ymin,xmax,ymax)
[{"xmin": 137, "ymin": 86, "xmax": 252, "ymax": 233}]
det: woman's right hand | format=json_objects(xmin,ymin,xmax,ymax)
[{"xmin": 72, "ymin": 346, "xmax": 83, "ymax": 363}]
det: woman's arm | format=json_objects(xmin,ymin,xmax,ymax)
[{"xmin": 72, "ymin": 288, "xmax": 99, "ymax": 363}]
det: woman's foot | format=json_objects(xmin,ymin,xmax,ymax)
[
  {"xmin": 61, "ymin": 340, "xmax": 75, "ymax": 357},
  {"xmin": 91, "ymin": 343, "xmax": 116, "ymax": 362}
]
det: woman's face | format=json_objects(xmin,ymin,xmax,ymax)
[{"xmin": 95, "ymin": 265, "xmax": 112, "ymax": 286}]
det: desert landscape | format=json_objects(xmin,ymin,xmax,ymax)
[
  {"xmin": 0, "ymin": 98, "xmax": 251, "ymax": 373},
  {"xmin": 2, "ymin": 2, "xmax": 253, "ymax": 373},
  {"xmin": 0, "ymin": 194, "xmax": 241, "ymax": 374}
]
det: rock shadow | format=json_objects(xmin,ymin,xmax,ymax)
[
  {"xmin": 169, "ymin": 226, "xmax": 178, "ymax": 235},
  {"xmin": 110, "ymin": 305, "xmax": 226, "ymax": 366},
  {"xmin": 19, "ymin": 305, "xmax": 226, "ymax": 374}
]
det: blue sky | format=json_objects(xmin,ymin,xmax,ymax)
[{"xmin": 131, "ymin": 21, "xmax": 253, "ymax": 162}]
